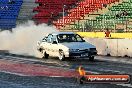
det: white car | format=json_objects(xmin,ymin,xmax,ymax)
[{"xmin": 37, "ymin": 32, "xmax": 97, "ymax": 61}]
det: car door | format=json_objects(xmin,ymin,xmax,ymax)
[{"xmin": 50, "ymin": 35, "xmax": 59, "ymax": 57}]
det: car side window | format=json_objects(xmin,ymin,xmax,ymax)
[
  {"xmin": 76, "ymin": 34, "xmax": 83, "ymax": 42},
  {"xmin": 51, "ymin": 35, "xmax": 57, "ymax": 43},
  {"xmin": 46, "ymin": 34, "xmax": 53, "ymax": 43}
]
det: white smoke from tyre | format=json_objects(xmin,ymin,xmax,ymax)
[{"xmin": 0, "ymin": 21, "xmax": 57, "ymax": 57}]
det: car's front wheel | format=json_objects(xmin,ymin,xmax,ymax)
[{"xmin": 58, "ymin": 50, "xmax": 65, "ymax": 61}]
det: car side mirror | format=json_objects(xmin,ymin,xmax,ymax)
[
  {"xmin": 52, "ymin": 41, "xmax": 57, "ymax": 44},
  {"xmin": 42, "ymin": 39, "xmax": 46, "ymax": 42}
]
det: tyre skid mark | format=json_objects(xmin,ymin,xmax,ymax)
[{"xmin": 0, "ymin": 59, "xmax": 79, "ymax": 77}]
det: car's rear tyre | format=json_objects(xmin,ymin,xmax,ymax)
[
  {"xmin": 58, "ymin": 50, "xmax": 65, "ymax": 61},
  {"xmin": 89, "ymin": 56, "xmax": 94, "ymax": 61},
  {"xmin": 44, "ymin": 52, "xmax": 49, "ymax": 59}
]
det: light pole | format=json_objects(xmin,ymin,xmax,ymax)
[{"xmin": 63, "ymin": 5, "xmax": 66, "ymax": 30}]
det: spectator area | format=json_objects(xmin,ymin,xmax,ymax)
[
  {"xmin": 81, "ymin": 0, "xmax": 132, "ymax": 31},
  {"xmin": 1, "ymin": 0, "xmax": 131, "ymax": 31},
  {"xmin": 33, "ymin": 0, "xmax": 120, "ymax": 30},
  {"xmin": 33, "ymin": 0, "xmax": 80, "ymax": 25},
  {"xmin": 0, "ymin": 0, "xmax": 23, "ymax": 29}
]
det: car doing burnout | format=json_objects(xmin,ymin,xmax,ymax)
[{"xmin": 37, "ymin": 32, "xmax": 97, "ymax": 61}]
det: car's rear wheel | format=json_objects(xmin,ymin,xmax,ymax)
[
  {"xmin": 89, "ymin": 56, "xmax": 94, "ymax": 61},
  {"xmin": 39, "ymin": 49, "xmax": 49, "ymax": 59},
  {"xmin": 58, "ymin": 50, "xmax": 65, "ymax": 61},
  {"xmin": 44, "ymin": 52, "xmax": 49, "ymax": 59}
]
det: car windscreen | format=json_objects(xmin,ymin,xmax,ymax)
[{"xmin": 57, "ymin": 34, "xmax": 84, "ymax": 43}]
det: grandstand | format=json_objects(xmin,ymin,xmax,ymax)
[
  {"xmin": 0, "ymin": 0, "xmax": 132, "ymax": 32},
  {"xmin": 0, "ymin": 0, "xmax": 36, "ymax": 30},
  {"xmin": 84, "ymin": 0, "xmax": 132, "ymax": 32},
  {"xmin": 0, "ymin": 0, "xmax": 23, "ymax": 29},
  {"xmin": 17, "ymin": 0, "xmax": 37, "ymax": 25},
  {"xmin": 33, "ymin": 0, "xmax": 121, "ymax": 30}
]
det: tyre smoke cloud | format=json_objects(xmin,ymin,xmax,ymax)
[{"xmin": 0, "ymin": 21, "xmax": 57, "ymax": 57}]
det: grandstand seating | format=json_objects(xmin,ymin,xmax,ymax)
[
  {"xmin": 53, "ymin": 0, "xmax": 120, "ymax": 29},
  {"xmin": 84, "ymin": 0, "xmax": 132, "ymax": 30},
  {"xmin": 33, "ymin": 0, "xmax": 80, "ymax": 26},
  {"xmin": 1, "ymin": 0, "xmax": 130, "ymax": 31},
  {"xmin": 33, "ymin": 0, "xmax": 120, "ymax": 30},
  {"xmin": 0, "ymin": 0, "xmax": 23, "ymax": 29}
]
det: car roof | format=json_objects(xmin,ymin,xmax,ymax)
[{"xmin": 51, "ymin": 32, "xmax": 75, "ymax": 35}]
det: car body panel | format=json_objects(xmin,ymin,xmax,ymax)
[
  {"xmin": 37, "ymin": 32, "xmax": 97, "ymax": 59},
  {"xmin": 61, "ymin": 42, "xmax": 95, "ymax": 50}
]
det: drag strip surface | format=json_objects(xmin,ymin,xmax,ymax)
[
  {"xmin": 0, "ymin": 52, "xmax": 132, "ymax": 88},
  {"xmin": 0, "ymin": 72, "xmax": 130, "ymax": 88}
]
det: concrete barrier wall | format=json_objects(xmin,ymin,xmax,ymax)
[{"xmin": 85, "ymin": 38, "xmax": 132, "ymax": 57}]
